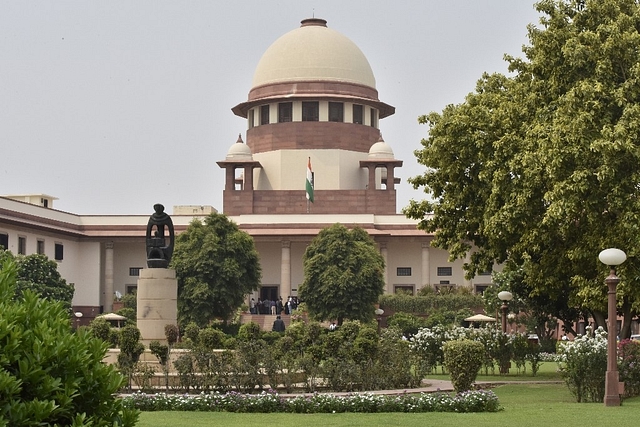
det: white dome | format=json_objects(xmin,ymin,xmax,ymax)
[
  {"xmin": 226, "ymin": 134, "xmax": 253, "ymax": 161},
  {"xmin": 368, "ymin": 135, "xmax": 395, "ymax": 159},
  {"xmin": 252, "ymin": 18, "xmax": 376, "ymax": 89}
]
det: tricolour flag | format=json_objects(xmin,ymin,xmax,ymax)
[{"xmin": 306, "ymin": 157, "xmax": 314, "ymax": 203}]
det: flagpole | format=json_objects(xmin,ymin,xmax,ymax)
[{"xmin": 306, "ymin": 156, "xmax": 314, "ymax": 213}]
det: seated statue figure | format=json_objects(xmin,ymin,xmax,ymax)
[{"xmin": 145, "ymin": 204, "xmax": 174, "ymax": 268}]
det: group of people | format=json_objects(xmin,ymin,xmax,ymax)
[{"xmin": 249, "ymin": 296, "xmax": 300, "ymax": 316}]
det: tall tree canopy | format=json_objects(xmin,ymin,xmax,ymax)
[
  {"xmin": 171, "ymin": 213, "xmax": 261, "ymax": 327},
  {"xmin": 299, "ymin": 223, "xmax": 385, "ymax": 325},
  {"xmin": 405, "ymin": 0, "xmax": 640, "ymax": 337},
  {"xmin": 0, "ymin": 249, "xmax": 74, "ymax": 312}
]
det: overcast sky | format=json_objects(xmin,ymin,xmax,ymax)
[{"xmin": 1, "ymin": 1, "xmax": 542, "ymax": 215}]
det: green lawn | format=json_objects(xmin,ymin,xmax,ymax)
[
  {"xmin": 136, "ymin": 382, "xmax": 640, "ymax": 427},
  {"xmin": 424, "ymin": 360, "xmax": 563, "ymax": 383}
]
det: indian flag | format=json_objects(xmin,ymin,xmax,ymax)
[{"xmin": 306, "ymin": 157, "xmax": 314, "ymax": 203}]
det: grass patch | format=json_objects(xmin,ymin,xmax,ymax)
[
  {"xmin": 136, "ymin": 383, "xmax": 640, "ymax": 427},
  {"xmin": 424, "ymin": 361, "xmax": 562, "ymax": 383}
]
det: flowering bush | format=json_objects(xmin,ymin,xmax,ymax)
[
  {"xmin": 556, "ymin": 326, "xmax": 607, "ymax": 402},
  {"xmin": 618, "ymin": 339, "xmax": 640, "ymax": 397},
  {"xmin": 122, "ymin": 389, "xmax": 502, "ymax": 413}
]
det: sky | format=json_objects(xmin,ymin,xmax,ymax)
[{"xmin": 0, "ymin": 1, "xmax": 543, "ymax": 215}]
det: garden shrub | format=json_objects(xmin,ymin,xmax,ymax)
[
  {"xmin": 232, "ymin": 339, "xmax": 267, "ymax": 392},
  {"xmin": 183, "ymin": 322, "xmax": 200, "ymax": 343},
  {"xmin": 124, "ymin": 389, "xmax": 502, "ymax": 413},
  {"xmin": 116, "ymin": 307, "xmax": 136, "ymax": 326},
  {"xmin": 0, "ymin": 259, "xmax": 139, "ymax": 426},
  {"xmin": 118, "ymin": 324, "xmax": 145, "ymax": 392},
  {"xmin": 89, "ymin": 316, "xmax": 112, "ymax": 343},
  {"xmin": 164, "ymin": 324, "xmax": 179, "ymax": 346},
  {"xmin": 618, "ymin": 339, "xmax": 640, "ymax": 397},
  {"xmin": 387, "ymin": 312, "xmax": 427, "ymax": 336},
  {"xmin": 556, "ymin": 326, "xmax": 606, "ymax": 402},
  {"xmin": 149, "ymin": 340, "xmax": 170, "ymax": 390},
  {"xmin": 379, "ymin": 292, "xmax": 483, "ymax": 315},
  {"xmin": 237, "ymin": 321, "xmax": 262, "ymax": 342},
  {"xmin": 443, "ymin": 339, "xmax": 484, "ymax": 392},
  {"xmin": 199, "ymin": 327, "xmax": 226, "ymax": 349}
]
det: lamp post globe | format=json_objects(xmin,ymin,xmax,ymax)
[
  {"xmin": 498, "ymin": 291, "xmax": 512, "ymax": 334},
  {"xmin": 598, "ymin": 248, "xmax": 626, "ymax": 407}
]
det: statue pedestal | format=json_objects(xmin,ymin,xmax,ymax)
[{"xmin": 137, "ymin": 268, "xmax": 177, "ymax": 345}]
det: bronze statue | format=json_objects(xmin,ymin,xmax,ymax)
[{"xmin": 146, "ymin": 203, "xmax": 174, "ymax": 268}]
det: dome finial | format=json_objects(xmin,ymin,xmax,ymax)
[
  {"xmin": 301, "ymin": 18, "xmax": 327, "ymax": 27},
  {"xmin": 236, "ymin": 133, "xmax": 244, "ymax": 144}
]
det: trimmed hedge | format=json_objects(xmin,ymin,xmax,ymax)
[
  {"xmin": 379, "ymin": 293, "xmax": 483, "ymax": 314},
  {"xmin": 124, "ymin": 389, "xmax": 502, "ymax": 413}
]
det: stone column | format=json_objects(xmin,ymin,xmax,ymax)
[
  {"xmin": 380, "ymin": 242, "xmax": 389, "ymax": 293},
  {"xmin": 281, "ymin": 240, "xmax": 291, "ymax": 299},
  {"xmin": 367, "ymin": 165, "xmax": 376, "ymax": 190},
  {"xmin": 104, "ymin": 241, "xmax": 114, "ymax": 312},
  {"xmin": 421, "ymin": 242, "xmax": 430, "ymax": 291},
  {"xmin": 243, "ymin": 165, "xmax": 254, "ymax": 190},
  {"xmin": 386, "ymin": 165, "xmax": 395, "ymax": 190}
]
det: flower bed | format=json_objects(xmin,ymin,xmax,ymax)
[{"xmin": 122, "ymin": 389, "xmax": 501, "ymax": 413}]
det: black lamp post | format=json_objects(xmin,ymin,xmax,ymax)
[{"xmin": 598, "ymin": 247, "xmax": 626, "ymax": 407}]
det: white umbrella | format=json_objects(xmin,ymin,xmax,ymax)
[
  {"xmin": 97, "ymin": 312, "xmax": 127, "ymax": 327},
  {"xmin": 464, "ymin": 314, "xmax": 497, "ymax": 322}
]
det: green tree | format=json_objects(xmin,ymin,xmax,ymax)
[
  {"xmin": 171, "ymin": 213, "xmax": 261, "ymax": 327},
  {"xmin": 299, "ymin": 224, "xmax": 385, "ymax": 325},
  {"xmin": 405, "ymin": 0, "xmax": 640, "ymax": 337},
  {"xmin": 0, "ymin": 249, "xmax": 74, "ymax": 312},
  {"xmin": 0, "ymin": 259, "xmax": 139, "ymax": 426}
]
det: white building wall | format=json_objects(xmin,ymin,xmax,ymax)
[
  {"xmin": 113, "ymin": 241, "xmax": 146, "ymax": 296},
  {"xmin": 68, "ymin": 241, "xmax": 101, "ymax": 306},
  {"xmin": 254, "ymin": 149, "xmax": 368, "ymax": 191},
  {"xmin": 255, "ymin": 241, "xmax": 281, "ymax": 284},
  {"xmin": 386, "ymin": 239, "xmax": 423, "ymax": 292}
]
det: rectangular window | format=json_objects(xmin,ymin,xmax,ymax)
[
  {"xmin": 37, "ymin": 239, "xmax": 45, "ymax": 255},
  {"xmin": 54, "ymin": 243, "xmax": 63, "ymax": 261},
  {"xmin": 260, "ymin": 105, "xmax": 270, "ymax": 125},
  {"xmin": 328, "ymin": 102, "xmax": 344, "ymax": 122},
  {"xmin": 126, "ymin": 284, "xmax": 138, "ymax": 294},
  {"xmin": 437, "ymin": 266, "xmax": 452, "ymax": 276},
  {"xmin": 0, "ymin": 233, "xmax": 8, "ymax": 250},
  {"xmin": 129, "ymin": 267, "xmax": 143, "ymax": 276},
  {"xmin": 475, "ymin": 285, "xmax": 489, "ymax": 295},
  {"xmin": 353, "ymin": 104, "xmax": 363, "ymax": 124},
  {"xmin": 278, "ymin": 102, "xmax": 292, "ymax": 123},
  {"xmin": 478, "ymin": 270, "xmax": 492, "ymax": 276},
  {"xmin": 18, "ymin": 236, "xmax": 26, "ymax": 255},
  {"xmin": 302, "ymin": 101, "xmax": 319, "ymax": 121},
  {"xmin": 396, "ymin": 267, "xmax": 412, "ymax": 276},
  {"xmin": 370, "ymin": 108, "xmax": 377, "ymax": 127}
]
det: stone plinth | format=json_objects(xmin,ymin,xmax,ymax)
[{"xmin": 137, "ymin": 268, "xmax": 177, "ymax": 345}]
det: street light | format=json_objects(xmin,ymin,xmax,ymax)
[
  {"xmin": 375, "ymin": 308, "xmax": 384, "ymax": 333},
  {"xmin": 598, "ymin": 247, "xmax": 626, "ymax": 407},
  {"xmin": 498, "ymin": 291, "xmax": 513, "ymax": 334},
  {"xmin": 74, "ymin": 311, "xmax": 83, "ymax": 329}
]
